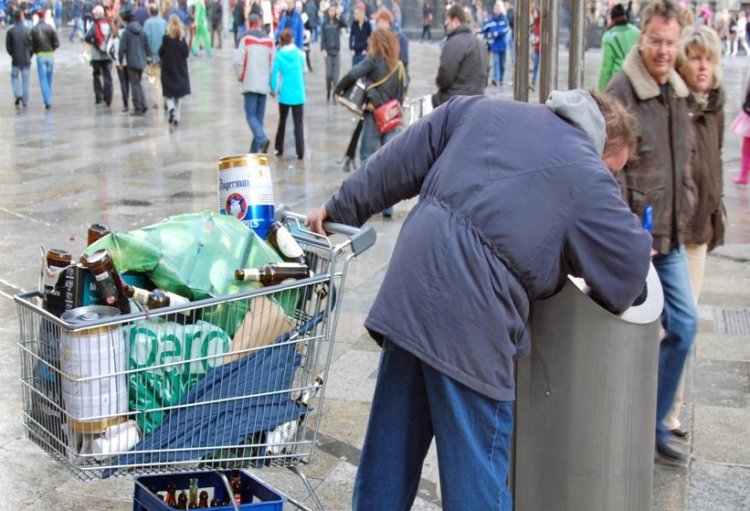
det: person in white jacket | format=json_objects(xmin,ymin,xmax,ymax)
[{"xmin": 233, "ymin": 14, "xmax": 274, "ymax": 153}]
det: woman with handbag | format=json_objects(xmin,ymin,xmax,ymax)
[{"xmin": 334, "ymin": 28, "xmax": 406, "ymax": 217}]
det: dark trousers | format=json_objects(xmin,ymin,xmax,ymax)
[
  {"xmin": 421, "ymin": 25, "xmax": 431, "ymax": 40},
  {"xmin": 116, "ymin": 65, "xmax": 130, "ymax": 108},
  {"xmin": 274, "ymin": 103, "xmax": 304, "ymax": 159},
  {"xmin": 91, "ymin": 60, "xmax": 113, "ymax": 105},
  {"xmin": 127, "ymin": 67, "xmax": 146, "ymax": 111},
  {"xmin": 210, "ymin": 24, "xmax": 222, "ymax": 48}
]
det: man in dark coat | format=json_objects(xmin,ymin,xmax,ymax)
[
  {"xmin": 6, "ymin": 10, "xmax": 32, "ymax": 107},
  {"xmin": 432, "ymin": 4, "xmax": 486, "ymax": 107},
  {"xmin": 319, "ymin": 1, "xmax": 346, "ymax": 102},
  {"xmin": 305, "ymin": 89, "xmax": 651, "ymax": 510},
  {"xmin": 29, "ymin": 9, "xmax": 59, "ymax": 109},
  {"xmin": 605, "ymin": 0, "xmax": 698, "ymax": 465},
  {"xmin": 118, "ymin": 6, "xmax": 152, "ymax": 115}
]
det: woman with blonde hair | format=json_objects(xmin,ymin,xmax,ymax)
[
  {"xmin": 665, "ymin": 24, "xmax": 725, "ymax": 439},
  {"xmin": 334, "ymin": 28, "xmax": 406, "ymax": 216},
  {"xmin": 159, "ymin": 15, "xmax": 190, "ymax": 126}
]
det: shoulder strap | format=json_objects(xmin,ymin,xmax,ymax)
[{"xmin": 367, "ymin": 61, "xmax": 403, "ymax": 90}]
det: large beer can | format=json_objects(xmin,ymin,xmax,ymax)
[
  {"xmin": 218, "ymin": 154, "xmax": 275, "ymax": 239},
  {"xmin": 60, "ymin": 306, "xmax": 128, "ymax": 433}
]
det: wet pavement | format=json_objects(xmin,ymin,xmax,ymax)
[{"xmin": 0, "ymin": 31, "xmax": 749, "ymax": 510}]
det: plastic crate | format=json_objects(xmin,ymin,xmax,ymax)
[{"xmin": 133, "ymin": 470, "xmax": 285, "ymax": 510}]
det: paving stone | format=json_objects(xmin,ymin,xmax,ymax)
[{"xmin": 688, "ymin": 461, "xmax": 750, "ymax": 511}]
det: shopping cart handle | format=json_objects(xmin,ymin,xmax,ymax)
[{"xmin": 275, "ymin": 204, "xmax": 377, "ymax": 256}]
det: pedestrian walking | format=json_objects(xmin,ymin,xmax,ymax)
[
  {"xmin": 82, "ymin": 0, "xmax": 93, "ymax": 33},
  {"xmin": 29, "ymin": 9, "xmax": 58, "ymax": 109},
  {"xmin": 665, "ymin": 25, "xmax": 725, "ymax": 439},
  {"xmin": 598, "ymin": 3, "xmax": 640, "ymax": 91},
  {"xmin": 85, "ymin": 5, "xmax": 113, "ymax": 106},
  {"xmin": 274, "ymin": 0, "xmax": 304, "ymax": 50},
  {"xmin": 432, "ymin": 5, "xmax": 486, "ymax": 107},
  {"xmin": 334, "ymin": 28, "xmax": 406, "ymax": 216},
  {"xmin": 349, "ymin": 2, "xmax": 370, "ymax": 66},
  {"xmin": 144, "ymin": 2, "xmax": 168, "ymax": 109},
  {"xmin": 731, "ymin": 11, "xmax": 749, "ymax": 56},
  {"xmin": 421, "ymin": 1, "xmax": 432, "ymax": 41},
  {"xmin": 374, "ymin": 10, "xmax": 407, "ymax": 75},
  {"xmin": 111, "ymin": 16, "xmax": 131, "ymax": 111},
  {"xmin": 134, "ymin": 0, "xmax": 149, "ymax": 26},
  {"xmin": 68, "ymin": 0, "xmax": 84, "ymax": 41},
  {"xmin": 209, "ymin": 0, "xmax": 222, "ymax": 48},
  {"xmin": 303, "ymin": 0, "xmax": 318, "ymax": 42},
  {"xmin": 606, "ymin": 0, "xmax": 698, "ymax": 465},
  {"xmin": 191, "ymin": 0, "xmax": 212, "ymax": 55},
  {"xmin": 320, "ymin": 1, "xmax": 346, "ymax": 102},
  {"xmin": 160, "ymin": 14, "xmax": 191, "ymax": 125},
  {"xmin": 731, "ymin": 79, "xmax": 750, "ymax": 185},
  {"xmin": 271, "ymin": 28, "xmax": 306, "ymax": 160},
  {"xmin": 118, "ymin": 5, "xmax": 152, "ymax": 115},
  {"xmin": 305, "ymin": 89, "xmax": 650, "ymax": 511},
  {"xmin": 233, "ymin": 13, "xmax": 273, "ymax": 152},
  {"xmin": 482, "ymin": 2, "xmax": 509, "ymax": 87},
  {"xmin": 6, "ymin": 10, "xmax": 32, "ymax": 108},
  {"xmin": 530, "ymin": 5, "xmax": 540, "ymax": 89}
]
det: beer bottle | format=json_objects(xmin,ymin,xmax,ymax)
[
  {"xmin": 188, "ymin": 478, "xmax": 199, "ymax": 508},
  {"xmin": 87, "ymin": 223, "xmax": 112, "ymax": 246},
  {"xmin": 230, "ymin": 470, "xmax": 242, "ymax": 504},
  {"xmin": 43, "ymin": 248, "xmax": 73, "ymax": 305},
  {"xmin": 209, "ymin": 497, "xmax": 219, "ymax": 507},
  {"xmin": 82, "ymin": 249, "xmax": 130, "ymax": 314},
  {"xmin": 234, "ymin": 263, "xmax": 309, "ymax": 285},
  {"xmin": 177, "ymin": 490, "xmax": 188, "ymax": 509},
  {"xmin": 165, "ymin": 484, "xmax": 178, "ymax": 506},
  {"xmin": 123, "ymin": 284, "xmax": 189, "ymax": 310},
  {"xmin": 198, "ymin": 490, "xmax": 209, "ymax": 508},
  {"xmin": 266, "ymin": 221, "xmax": 307, "ymax": 265}
]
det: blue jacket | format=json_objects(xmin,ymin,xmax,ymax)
[
  {"xmin": 482, "ymin": 13, "xmax": 509, "ymax": 53},
  {"xmin": 274, "ymin": 11, "xmax": 304, "ymax": 50},
  {"xmin": 324, "ymin": 96, "xmax": 651, "ymax": 401},
  {"xmin": 143, "ymin": 15, "xmax": 167, "ymax": 63},
  {"xmin": 270, "ymin": 45, "xmax": 305, "ymax": 105}
]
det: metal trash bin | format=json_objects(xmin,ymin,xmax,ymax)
[{"xmin": 514, "ymin": 263, "xmax": 663, "ymax": 511}]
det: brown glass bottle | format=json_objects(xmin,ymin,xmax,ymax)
[
  {"xmin": 82, "ymin": 249, "xmax": 130, "ymax": 314},
  {"xmin": 266, "ymin": 221, "xmax": 307, "ymax": 265},
  {"xmin": 123, "ymin": 284, "xmax": 189, "ymax": 310},
  {"xmin": 209, "ymin": 497, "xmax": 219, "ymax": 507},
  {"xmin": 198, "ymin": 490, "xmax": 209, "ymax": 508},
  {"xmin": 46, "ymin": 248, "xmax": 73, "ymax": 270},
  {"xmin": 234, "ymin": 262, "xmax": 309, "ymax": 285},
  {"xmin": 165, "ymin": 484, "xmax": 178, "ymax": 506},
  {"xmin": 177, "ymin": 490, "xmax": 188, "ymax": 509},
  {"xmin": 87, "ymin": 223, "xmax": 111, "ymax": 246}
]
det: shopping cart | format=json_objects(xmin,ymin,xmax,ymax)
[{"xmin": 15, "ymin": 206, "xmax": 376, "ymax": 510}]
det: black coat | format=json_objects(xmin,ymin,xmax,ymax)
[
  {"xmin": 5, "ymin": 22, "xmax": 32, "ymax": 67},
  {"xmin": 159, "ymin": 35, "xmax": 191, "ymax": 98},
  {"xmin": 433, "ymin": 25, "xmax": 486, "ymax": 106}
]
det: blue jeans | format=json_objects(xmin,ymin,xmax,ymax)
[
  {"xmin": 352, "ymin": 52, "xmax": 366, "ymax": 67},
  {"xmin": 354, "ymin": 339, "xmax": 514, "ymax": 510},
  {"xmin": 493, "ymin": 50, "xmax": 506, "ymax": 83},
  {"xmin": 652, "ymin": 246, "xmax": 698, "ymax": 445},
  {"xmin": 531, "ymin": 51, "xmax": 540, "ymax": 85},
  {"xmin": 11, "ymin": 65, "xmax": 30, "ymax": 105},
  {"xmin": 243, "ymin": 92, "xmax": 268, "ymax": 152},
  {"xmin": 36, "ymin": 56, "xmax": 54, "ymax": 107},
  {"xmin": 360, "ymin": 113, "xmax": 400, "ymax": 216}
]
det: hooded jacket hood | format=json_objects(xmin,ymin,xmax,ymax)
[
  {"xmin": 127, "ymin": 21, "xmax": 144, "ymax": 35},
  {"xmin": 546, "ymin": 89, "xmax": 606, "ymax": 156}
]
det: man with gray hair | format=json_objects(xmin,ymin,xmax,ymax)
[
  {"xmin": 305, "ymin": 89, "xmax": 650, "ymax": 510},
  {"xmin": 606, "ymin": 0, "xmax": 697, "ymax": 465}
]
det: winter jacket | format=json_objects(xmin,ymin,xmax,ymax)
[
  {"xmin": 274, "ymin": 10, "xmax": 304, "ymax": 50},
  {"xmin": 304, "ymin": 0, "xmax": 318, "ymax": 27},
  {"xmin": 233, "ymin": 27, "xmax": 273, "ymax": 94},
  {"xmin": 320, "ymin": 13, "xmax": 346, "ymax": 55},
  {"xmin": 119, "ymin": 20, "xmax": 151, "ymax": 70},
  {"xmin": 165, "ymin": 7, "xmax": 190, "ymax": 27},
  {"xmin": 335, "ymin": 54, "xmax": 405, "ymax": 107},
  {"xmin": 270, "ymin": 44, "xmax": 305, "ymax": 105},
  {"xmin": 159, "ymin": 35, "xmax": 191, "ymax": 97},
  {"xmin": 482, "ymin": 12, "xmax": 509, "ymax": 53},
  {"xmin": 606, "ymin": 48, "xmax": 696, "ymax": 255},
  {"xmin": 87, "ymin": 18, "xmax": 111, "ymax": 61},
  {"xmin": 209, "ymin": 0, "xmax": 222, "ymax": 27},
  {"xmin": 433, "ymin": 24, "xmax": 486, "ymax": 107},
  {"xmin": 144, "ymin": 16, "xmax": 167, "ymax": 63},
  {"xmin": 684, "ymin": 88, "xmax": 725, "ymax": 249},
  {"xmin": 134, "ymin": 5, "xmax": 149, "ymax": 26},
  {"xmin": 6, "ymin": 21, "xmax": 32, "ymax": 67},
  {"xmin": 29, "ymin": 21, "xmax": 59, "ymax": 54},
  {"xmin": 597, "ymin": 22, "xmax": 640, "ymax": 91},
  {"xmin": 349, "ymin": 19, "xmax": 371, "ymax": 55},
  {"xmin": 323, "ymin": 95, "xmax": 651, "ymax": 401},
  {"xmin": 397, "ymin": 30, "xmax": 409, "ymax": 68}
]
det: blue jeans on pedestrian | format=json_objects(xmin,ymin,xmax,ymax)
[
  {"xmin": 353, "ymin": 339, "xmax": 514, "ymax": 510},
  {"xmin": 11, "ymin": 65, "xmax": 30, "ymax": 106},
  {"xmin": 493, "ymin": 50, "xmax": 506, "ymax": 83},
  {"xmin": 69, "ymin": 16, "xmax": 83, "ymax": 41},
  {"xmin": 531, "ymin": 51, "xmax": 540, "ymax": 85},
  {"xmin": 36, "ymin": 56, "xmax": 54, "ymax": 107},
  {"xmin": 243, "ymin": 92, "xmax": 268, "ymax": 152},
  {"xmin": 360, "ymin": 113, "xmax": 400, "ymax": 216},
  {"xmin": 652, "ymin": 246, "xmax": 698, "ymax": 446}
]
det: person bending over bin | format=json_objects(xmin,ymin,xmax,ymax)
[{"xmin": 305, "ymin": 89, "xmax": 652, "ymax": 511}]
